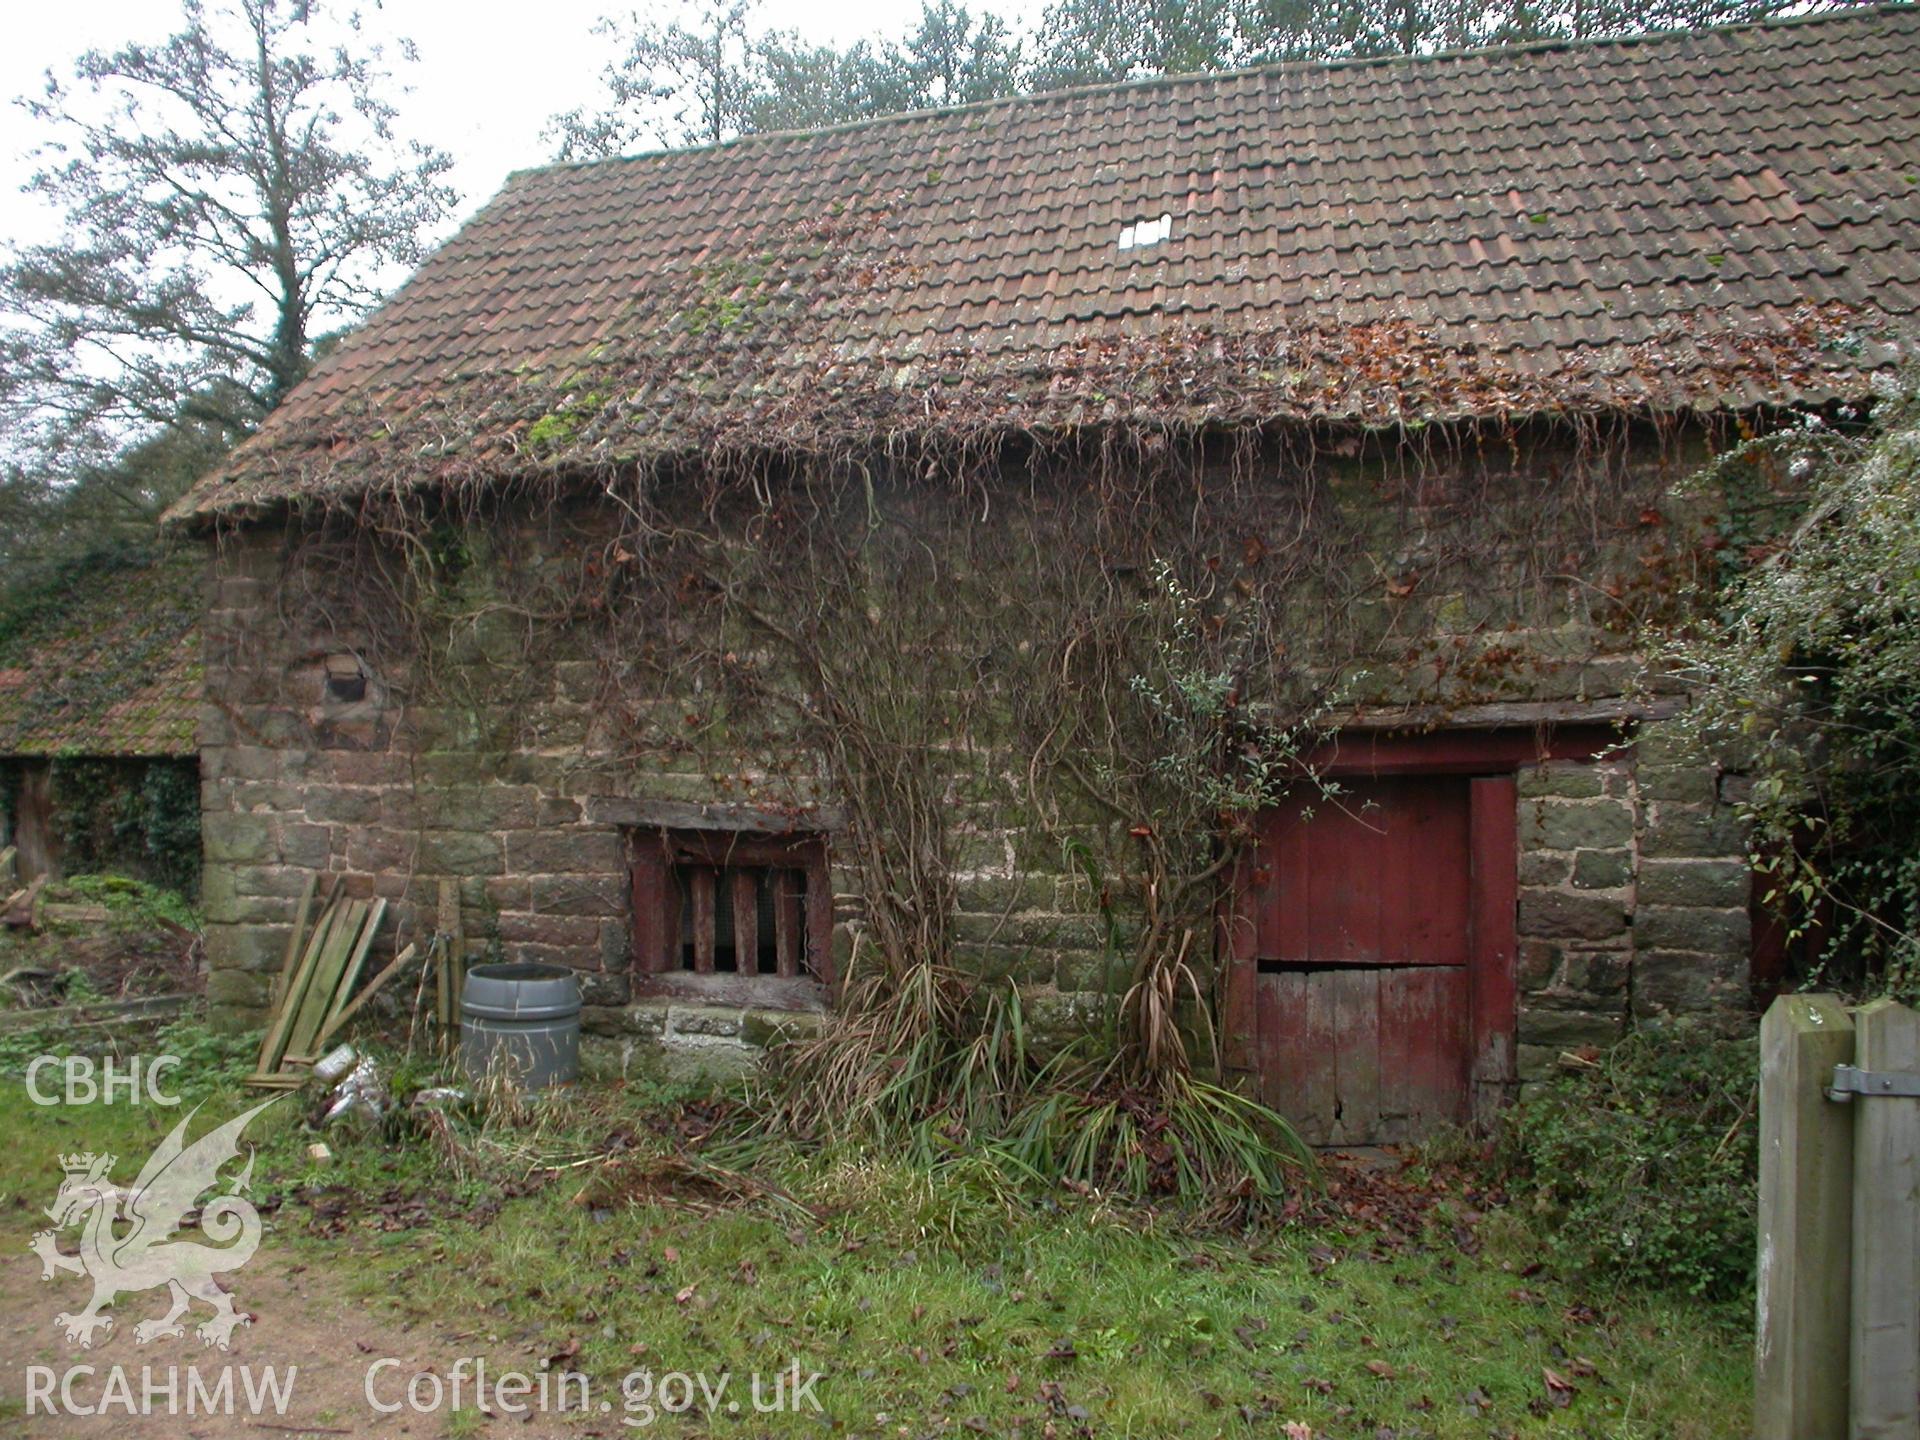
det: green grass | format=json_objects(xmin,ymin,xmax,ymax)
[
  {"xmin": 315, "ymin": 1157, "xmax": 1749, "ymax": 1437},
  {"xmin": 0, "ymin": 1021, "xmax": 1754, "ymax": 1438},
  {"xmin": 0, "ymin": 1014, "xmax": 266, "ymax": 1237}
]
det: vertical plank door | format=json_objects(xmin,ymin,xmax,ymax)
[{"xmin": 1249, "ymin": 774, "xmax": 1490, "ymax": 1145}]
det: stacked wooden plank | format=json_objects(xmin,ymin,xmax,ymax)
[{"xmin": 247, "ymin": 877, "xmax": 403, "ymax": 1087}]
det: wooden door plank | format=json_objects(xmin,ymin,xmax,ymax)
[
  {"xmin": 804, "ymin": 858, "xmax": 832, "ymax": 983},
  {"xmin": 1254, "ymin": 970, "xmax": 1289, "ymax": 1119},
  {"xmin": 1442, "ymin": 967, "xmax": 1474, "ymax": 1127},
  {"xmin": 1222, "ymin": 849, "xmax": 1261, "ymax": 1074},
  {"xmin": 1397, "ymin": 777, "xmax": 1471, "ymax": 965},
  {"xmin": 1329, "ymin": 967, "xmax": 1381, "ymax": 1147},
  {"xmin": 1376, "ymin": 781, "xmax": 1413, "ymax": 967},
  {"xmin": 1271, "ymin": 801, "xmax": 1312, "ymax": 962},
  {"xmin": 1372, "ymin": 966, "xmax": 1474, "ymax": 1142},
  {"xmin": 1249, "ymin": 818, "xmax": 1282, "ymax": 959},
  {"xmin": 1260, "ymin": 970, "xmax": 1338, "ymax": 1146},
  {"xmin": 1308, "ymin": 792, "xmax": 1382, "ymax": 963},
  {"xmin": 1418, "ymin": 968, "xmax": 1473, "ymax": 1130},
  {"xmin": 1302, "ymin": 971, "xmax": 1342, "ymax": 1145},
  {"xmin": 630, "ymin": 851, "xmax": 670, "ymax": 973},
  {"xmin": 1376, "ymin": 968, "xmax": 1415, "ymax": 1145}
]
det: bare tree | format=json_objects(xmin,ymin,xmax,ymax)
[
  {"xmin": 547, "ymin": 0, "xmax": 762, "ymax": 157},
  {"xmin": 0, "ymin": 0, "xmax": 458, "ymax": 470}
]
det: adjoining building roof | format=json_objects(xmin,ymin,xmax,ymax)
[
  {"xmin": 0, "ymin": 552, "xmax": 201, "ymax": 759},
  {"xmin": 170, "ymin": 8, "xmax": 1920, "ymax": 524}
]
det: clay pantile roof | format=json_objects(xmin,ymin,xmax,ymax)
[
  {"xmin": 0, "ymin": 552, "xmax": 201, "ymax": 758},
  {"xmin": 170, "ymin": 8, "xmax": 1920, "ymax": 523}
]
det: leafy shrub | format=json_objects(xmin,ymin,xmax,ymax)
[
  {"xmin": 1497, "ymin": 1026, "xmax": 1757, "ymax": 1302},
  {"xmin": 1665, "ymin": 371, "xmax": 1920, "ymax": 991}
]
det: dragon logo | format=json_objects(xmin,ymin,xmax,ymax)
[{"xmin": 29, "ymin": 1099, "xmax": 278, "ymax": 1350}]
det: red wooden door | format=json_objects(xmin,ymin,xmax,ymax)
[{"xmin": 1239, "ymin": 774, "xmax": 1516, "ymax": 1146}]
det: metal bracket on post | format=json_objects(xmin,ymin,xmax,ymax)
[{"xmin": 1827, "ymin": 1063, "xmax": 1920, "ymax": 1101}]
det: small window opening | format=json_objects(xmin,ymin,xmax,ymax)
[
  {"xmin": 630, "ymin": 828, "xmax": 830, "ymax": 989},
  {"xmin": 324, "ymin": 654, "xmax": 367, "ymax": 703},
  {"xmin": 672, "ymin": 863, "xmax": 813, "ymax": 976}
]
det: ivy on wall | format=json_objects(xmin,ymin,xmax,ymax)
[
  {"xmin": 1665, "ymin": 371, "xmax": 1920, "ymax": 994},
  {"xmin": 46, "ymin": 756, "xmax": 201, "ymax": 894}
]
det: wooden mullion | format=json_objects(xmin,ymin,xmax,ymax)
[
  {"xmin": 804, "ymin": 858, "xmax": 832, "ymax": 983},
  {"xmin": 630, "ymin": 849, "xmax": 671, "ymax": 973},
  {"xmin": 773, "ymin": 869, "xmax": 802, "ymax": 978},
  {"xmin": 732, "ymin": 869, "xmax": 760, "ymax": 974},
  {"xmin": 690, "ymin": 867, "xmax": 716, "ymax": 974},
  {"xmin": 663, "ymin": 867, "xmax": 683, "ymax": 971}
]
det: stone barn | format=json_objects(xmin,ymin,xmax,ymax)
[{"xmin": 166, "ymin": 11, "xmax": 1919, "ymax": 1144}]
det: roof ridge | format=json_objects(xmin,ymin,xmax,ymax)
[{"xmin": 512, "ymin": 2, "xmax": 1918, "ymax": 180}]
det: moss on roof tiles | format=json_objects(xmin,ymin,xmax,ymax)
[{"xmin": 0, "ymin": 549, "xmax": 201, "ymax": 758}]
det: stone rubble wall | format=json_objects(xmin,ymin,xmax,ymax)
[{"xmin": 197, "ymin": 444, "xmax": 1758, "ymax": 1085}]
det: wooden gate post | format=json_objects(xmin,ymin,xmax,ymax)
[
  {"xmin": 1757, "ymin": 993, "xmax": 1855, "ymax": 1440},
  {"xmin": 1849, "ymin": 998, "xmax": 1920, "ymax": 1440}
]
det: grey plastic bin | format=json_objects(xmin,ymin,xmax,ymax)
[{"xmin": 459, "ymin": 962, "xmax": 581, "ymax": 1089}]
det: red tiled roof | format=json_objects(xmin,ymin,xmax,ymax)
[
  {"xmin": 169, "ymin": 9, "xmax": 1920, "ymax": 523},
  {"xmin": 0, "ymin": 553, "xmax": 201, "ymax": 758}
]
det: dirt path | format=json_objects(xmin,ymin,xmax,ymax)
[{"xmin": 0, "ymin": 1250, "xmax": 602, "ymax": 1438}]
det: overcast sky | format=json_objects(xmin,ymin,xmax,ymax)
[{"xmin": 0, "ymin": 0, "xmax": 1035, "ymax": 250}]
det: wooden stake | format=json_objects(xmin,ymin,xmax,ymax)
[{"xmin": 437, "ymin": 880, "xmax": 461, "ymax": 1053}]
